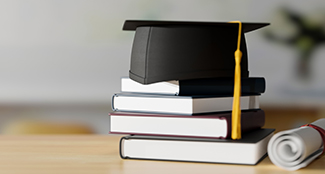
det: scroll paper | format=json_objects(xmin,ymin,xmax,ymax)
[{"xmin": 268, "ymin": 118, "xmax": 325, "ymax": 171}]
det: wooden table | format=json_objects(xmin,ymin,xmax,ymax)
[{"xmin": 0, "ymin": 135, "xmax": 324, "ymax": 174}]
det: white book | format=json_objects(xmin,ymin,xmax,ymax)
[
  {"xmin": 112, "ymin": 93, "xmax": 259, "ymax": 115},
  {"xmin": 120, "ymin": 129, "xmax": 275, "ymax": 165},
  {"xmin": 109, "ymin": 110, "xmax": 265, "ymax": 139}
]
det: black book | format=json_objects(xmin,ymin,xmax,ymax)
[
  {"xmin": 121, "ymin": 77, "xmax": 265, "ymax": 96},
  {"xmin": 120, "ymin": 129, "xmax": 275, "ymax": 165}
]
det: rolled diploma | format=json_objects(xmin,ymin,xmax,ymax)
[{"xmin": 268, "ymin": 118, "xmax": 325, "ymax": 171}]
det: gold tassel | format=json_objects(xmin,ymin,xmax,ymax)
[{"xmin": 229, "ymin": 21, "xmax": 242, "ymax": 140}]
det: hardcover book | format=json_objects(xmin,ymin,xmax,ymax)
[
  {"xmin": 109, "ymin": 110, "xmax": 265, "ymax": 139},
  {"xmin": 120, "ymin": 129, "xmax": 275, "ymax": 165},
  {"xmin": 112, "ymin": 93, "xmax": 259, "ymax": 115},
  {"xmin": 121, "ymin": 77, "xmax": 266, "ymax": 96}
]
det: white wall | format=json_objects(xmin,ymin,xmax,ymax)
[{"xmin": 0, "ymin": 0, "xmax": 324, "ymax": 107}]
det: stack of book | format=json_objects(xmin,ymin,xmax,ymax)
[
  {"xmin": 110, "ymin": 20, "xmax": 274, "ymax": 165},
  {"xmin": 109, "ymin": 77, "xmax": 274, "ymax": 165}
]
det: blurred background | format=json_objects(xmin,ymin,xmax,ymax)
[{"xmin": 0, "ymin": 0, "xmax": 325, "ymax": 134}]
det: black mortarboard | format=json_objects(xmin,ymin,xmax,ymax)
[{"xmin": 123, "ymin": 20, "xmax": 269, "ymax": 84}]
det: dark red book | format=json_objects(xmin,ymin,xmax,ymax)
[{"xmin": 109, "ymin": 110, "xmax": 264, "ymax": 139}]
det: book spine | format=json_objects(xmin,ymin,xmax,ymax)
[
  {"xmin": 111, "ymin": 94, "xmax": 118, "ymax": 111},
  {"xmin": 179, "ymin": 78, "xmax": 265, "ymax": 96},
  {"xmin": 119, "ymin": 137, "xmax": 128, "ymax": 159}
]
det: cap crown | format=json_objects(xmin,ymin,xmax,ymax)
[{"xmin": 124, "ymin": 20, "xmax": 269, "ymax": 84}]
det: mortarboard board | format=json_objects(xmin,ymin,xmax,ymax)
[
  {"xmin": 123, "ymin": 20, "xmax": 269, "ymax": 140},
  {"xmin": 123, "ymin": 20, "xmax": 269, "ymax": 85}
]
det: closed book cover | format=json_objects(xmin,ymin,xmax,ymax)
[
  {"xmin": 179, "ymin": 77, "xmax": 265, "ymax": 95},
  {"xmin": 112, "ymin": 93, "xmax": 259, "ymax": 115},
  {"xmin": 121, "ymin": 77, "xmax": 265, "ymax": 95},
  {"xmin": 120, "ymin": 129, "xmax": 275, "ymax": 165},
  {"xmin": 109, "ymin": 110, "xmax": 265, "ymax": 139}
]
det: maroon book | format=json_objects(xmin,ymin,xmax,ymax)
[{"xmin": 109, "ymin": 110, "xmax": 264, "ymax": 139}]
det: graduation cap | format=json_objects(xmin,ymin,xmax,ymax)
[
  {"xmin": 123, "ymin": 20, "xmax": 269, "ymax": 84},
  {"xmin": 123, "ymin": 20, "xmax": 269, "ymax": 140}
]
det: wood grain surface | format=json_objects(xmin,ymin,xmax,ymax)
[{"xmin": 0, "ymin": 135, "xmax": 324, "ymax": 174}]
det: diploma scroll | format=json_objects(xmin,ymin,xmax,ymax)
[{"xmin": 268, "ymin": 118, "xmax": 325, "ymax": 171}]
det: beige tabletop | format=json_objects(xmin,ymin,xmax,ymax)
[{"xmin": 0, "ymin": 135, "xmax": 324, "ymax": 174}]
